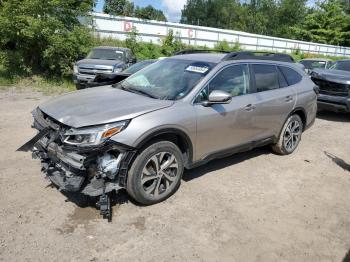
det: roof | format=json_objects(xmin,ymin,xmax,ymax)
[
  {"xmin": 172, "ymin": 53, "xmax": 230, "ymax": 63},
  {"xmin": 93, "ymin": 46, "xmax": 131, "ymax": 51},
  {"xmin": 172, "ymin": 51, "xmax": 295, "ymax": 63},
  {"xmin": 300, "ymin": 58, "xmax": 331, "ymax": 62}
]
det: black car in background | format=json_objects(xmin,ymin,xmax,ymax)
[{"xmin": 311, "ymin": 59, "xmax": 350, "ymax": 113}]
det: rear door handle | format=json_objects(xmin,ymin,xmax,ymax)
[
  {"xmin": 285, "ymin": 96, "xmax": 293, "ymax": 102},
  {"xmin": 245, "ymin": 104, "xmax": 256, "ymax": 111}
]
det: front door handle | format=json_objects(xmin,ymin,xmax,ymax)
[
  {"xmin": 245, "ymin": 104, "xmax": 256, "ymax": 111},
  {"xmin": 285, "ymin": 95, "xmax": 293, "ymax": 102}
]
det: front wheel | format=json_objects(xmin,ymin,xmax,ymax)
[
  {"xmin": 75, "ymin": 83, "xmax": 85, "ymax": 90},
  {"xmin": 272, "ymin": 114, "xmax": 303, "ymax": 155},
  {"xmin": 127, "ymin": 141, "xmax": 184, "ymax": 205}
]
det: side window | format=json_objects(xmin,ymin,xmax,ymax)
[
  {"xmin": 277, "ymin": 67, "xmax": 288, "ymax": 88},
  {"xmin": 195, "ymin": 85, "xmax": 209, "ymax": 103},
  {"xmin": 126, "ymin": 51, "xmax": 131, "ymax": 61},
  {"xmin": 279, "ymin": 66, "xmax": 302, "ymax": 86},
  {"xmin": 252, "ymin": 64, "xmax": 279, "ymax": 92},
  {"xmin": 208, "ymin": 64, "xmax": 250, "ymax": 97}
]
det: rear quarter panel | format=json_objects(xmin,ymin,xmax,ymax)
[{"xmin": 295, "ymin": 76, "xmax": 317, "ymax": 128}]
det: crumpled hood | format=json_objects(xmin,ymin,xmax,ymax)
[
  {"xmin": 77, "ymin": 59, "xmax": 124, "ymax": 67},
  {"xmin": 39, "ymin": 86, "xmax": 174, "ymax": 128},
  {"xmin": 312, "ymin": 69, "xmax": 350, "ymax": 84}
]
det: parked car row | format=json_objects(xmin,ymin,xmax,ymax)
[{"xmin": 19, "ymin": 47, "xmax": 347, "ymax": 221}]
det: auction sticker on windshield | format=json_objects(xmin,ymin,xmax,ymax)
[{"xmin": 185, "ymin": 65, "xmax": 209, "ymax": 74}]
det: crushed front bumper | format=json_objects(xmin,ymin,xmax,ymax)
[
  {"xmin": 18, "ymin": 109, "xmax": 135, "ymax": 197},
  {"xmin": 317, "ymin": 94, "xmax": 350, "ymax": 113}
]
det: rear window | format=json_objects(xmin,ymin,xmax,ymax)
[
  {"xmin": 279, "ymin": 66, "xmax": 302, "ymax": 86},
  {"xmin": 253, "ymin": 64, "xmax": 279, "ymax": 92}
]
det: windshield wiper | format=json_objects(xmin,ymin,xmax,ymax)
[
  {"xmin": 114, "ymin": 82, "xmax": 159, "ymax": 99},
  {"xmin": 127, "ymin": 87, "xmax": 159, "ymax": 99}
]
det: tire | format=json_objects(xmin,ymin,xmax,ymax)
[
  {"xmin": 272, "ymin": 114, "xmax": 303, "ymax": 155},
  {"xmin": 75, "ymin": 83, "xmax": 85, "ymax": 90},
  {"xmin": 127, "ymin": 141, "xmax": 184, "ymax": 205}
]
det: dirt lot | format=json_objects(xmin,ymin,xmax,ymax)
[{"xmin": 0, "ymin": 89, "xmax": 349, "ymax": 262}]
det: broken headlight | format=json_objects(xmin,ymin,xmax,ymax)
[{"xmin": 63, "ymin": 120, "xmax": 129, "ymax": 146}]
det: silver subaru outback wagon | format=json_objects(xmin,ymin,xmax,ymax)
[{"xmin": 19, "ymin": 51, "xmax": 317, "ymax": 219}]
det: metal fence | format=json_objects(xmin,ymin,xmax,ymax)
[{"xmin": 92, "ymin": 12, "xmax": 350, "ymax": 57}]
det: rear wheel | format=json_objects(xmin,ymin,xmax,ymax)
[
  {"xmin": 272, "ymin": 114, "xmax": 303, "ymax": 155},
  {"xmin": 127, "ymin": 141, "xmax": 184, "ymax": 205}
]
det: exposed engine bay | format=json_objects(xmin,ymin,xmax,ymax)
[{"xmin": 18, "ymin": 108, "xmax": 136, "ymax": 221}]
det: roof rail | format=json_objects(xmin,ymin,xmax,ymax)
[
  {"xmin": 174, "ymin": 49, "xmax": 230, "ymax": 55},
  {"xmin": 222, "ymin": 51, "xmax": 295, "ymax": 63}
]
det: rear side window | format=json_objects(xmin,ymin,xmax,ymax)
[
  {"xmin": 277, "ymin": 67, "xmax": 288, "ymax": 88},
  {"xmin": 252, "ymin": 64, "xmax": 279, "ymax": 92},
  {"xmin": 279, "ymin": 66, "xmax": 302, "ymax": 86}
]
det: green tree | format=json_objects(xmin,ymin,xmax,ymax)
[
  {"xmin": 292, "ymin": 0, "xmax": 350, "ymax": 46},
  {"xmin": 134, "ymin": 5, "xmax": 167, "ymax": 21},
  {"xmin": 104, "ymin": 0, "xmax": 166, "ymax": 21},
  {"xmin": 0, "ymin": 0, "xmax": 94, "ymax": 77},
  {"xmin": 103, "ymin": 0, "xmax": 134, "ymax": 16},
  {"xmin": 275, "ymin": 0, "xmax": 307, "ymax": 38},
  {"xmin": 180, "ymin": 0, "xmax": 208, "ymax": 25},
  {"xmin": 180, "ymin": 0, "xmax": 309, "ymax": 39}
]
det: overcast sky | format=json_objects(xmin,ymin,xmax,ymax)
[{"xmin": 94, "ymin": 0, "xmax": 316, "ymax": 23}]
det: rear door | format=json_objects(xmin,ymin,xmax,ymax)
[{"xmin": 248, "ymin": 64, "xmax": 297, "ymax": 140}]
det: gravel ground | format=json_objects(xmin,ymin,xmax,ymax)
[{"xmin": 0, "ymin": 90, "xmax": 349, "ymax": 262}]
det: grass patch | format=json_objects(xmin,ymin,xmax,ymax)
[{"xmin": 0, "ymin": 74, "xmax": 76, "ymax": 95}]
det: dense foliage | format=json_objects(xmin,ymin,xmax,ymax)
[
  {"xmin": 0, "ymin": 0, "xmax": 348, "ymax": 83},
  {"xmin": 180, "ymin": 0, "xmax": 350, "ymax": 46},
  {"xmin": 292, "ymin": 0, "xmax": 350, "ymax": 46},
  {"xmin": 0, "ymin": 0, "xmax": 95, "ymax": 77},
  {"xmin": 103, "ymin": 0, "xmax": 167, "ymax": 21}
]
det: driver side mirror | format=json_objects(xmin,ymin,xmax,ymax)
[{"xmin": 202, "ymin": 90, "xmax": 232, "ymax": 106}]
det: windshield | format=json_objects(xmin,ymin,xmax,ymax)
[
  {"xmin": 300, "ymin": 60, "xmax": 327, "ymax": 70},
  {"xmin": 87, "ymin": 49, "xmax": 125, "ymax": 61},
  {"xmin": 329, "ymin": 61, "xmax": 350, "ymax": 72},
  {"xmin": 123, "ymin": 60, "xmax": 156, "ymax": 74},
  {"xmin": 114, "ymin": 58, "xmax": 214, "ymax": 100}
]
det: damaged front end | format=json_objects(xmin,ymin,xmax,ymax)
[{"xmin": 18, "ymin": 108, "xmax": 136, "ymax": 220}]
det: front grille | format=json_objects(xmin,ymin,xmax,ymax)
[
  {"xmin": 312, "ymin": 78, "xmax": 349, "ymax": 97},
  {"xmin": 78, "ymin": 66, "xmax": 113, "ymax": 75}
]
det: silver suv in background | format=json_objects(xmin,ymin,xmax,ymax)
[
  {"xmin": 73, "ymin": 46, "xmax": 136, "ymax": 89},
  {"xmin": 19, "ymin": 51, "xmax": 317, "ymax": 220}
]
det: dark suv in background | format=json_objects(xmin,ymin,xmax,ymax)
[
  {"xmin": 311, "ymin": 59, "xmax": 350, "ymax": 113},
  {"xmin": 73, "ymin": 46, "xmax": 136, "ymax": 89}
]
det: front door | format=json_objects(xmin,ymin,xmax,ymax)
[{"xmin": 194, "ymin": 64, "xmax": 259, "ymax": 160}]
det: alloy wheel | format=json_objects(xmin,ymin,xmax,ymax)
[
  {"xmin": 283, "ymin": 120, "xmax": 302, "ymax": 152},
  {"xmin": 141, "ymin": 152, "xmax": 179, "ymax": 197}
]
